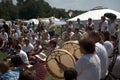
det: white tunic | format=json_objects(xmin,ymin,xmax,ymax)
[
  {"xmin": 22, "ymin": 43, "xmax": 34, "ymax": 53},
  {"xmin": 101, "ymin": 20, "xmax": 108, "ymax": 31},
  {"xmin": 107, "ymin": 22, "xmax": 117, "ymax": 35},
  {"xmin": 104, "ymin": 41, "xmax": 114, "ymax": 64},
  {"xmin": 0, "ymin": 32, "xmax": 8, "ymax": 41},
  {"xmin": 17, "ymin": 50, "xmax": 29, "ymax": 64},
  {"xmin": 74, "ymin": 54, "xmax": 101, "ymax": 80},
  {"xmin": 95, "ymin": 42, "xmax": 108, "ymax": 78},
  {"xmin": 111, "ymin": 55, "xmax": 120, "ymax": 78}
]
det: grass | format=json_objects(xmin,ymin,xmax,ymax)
[
  {"xmin": 0, "ymin": 51, "xmax": 8, "ymax": 61},
  {"xmin": 55, "ymin": 27, "xmax": 62, "ymax": 35},
  {"xmin": 45, "ymin": 73, "xmax": 61, "ymax": 80}
]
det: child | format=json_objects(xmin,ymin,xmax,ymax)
[{"xmin": 64, "ymin": 68, "xmax": 77, "ymax": 80}]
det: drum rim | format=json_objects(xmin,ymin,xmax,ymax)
[
  {"xmin": 61, "ymin": 40, "xmax": 83, "ymax": 61},
  {"xmin": 61, "ymin": 40, "xmax": 79, "ymax": 48},
  {"xmin": 46, "ymin": 49, "xmax": 76, "ymax": 79}
]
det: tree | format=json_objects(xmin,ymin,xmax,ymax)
[
  {"xmin": 0, "ymin": 0, "xmax": 19, "ymax": 20},
  {"xmin": 0, "ymin": 0, "xmax": 86, "ymax": 20},
  {"xmin": 16, "ymin": 0, "xmax": 25, "ymax": 6}
]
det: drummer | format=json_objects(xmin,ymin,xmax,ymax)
[
  {"xmin": 46, "ymin": 38, "xmax": 59, "ymax": 55},
  {"xmin": 74, "ymin": 39, "xmax": 101, "ymax": 80},
  {"xmin": 61, "ymin": 28, "xmax": 74, "ymax": 42},
  {"xmin": 71, "ymin": 28, "xmax": 82, "ymax": 41}
]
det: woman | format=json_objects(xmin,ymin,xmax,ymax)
[
  {"xmin": 0, "ymin": 61, "xmax": 19, "ymax": 80},
  {"xmin": 74, "ymin": 39, "xmax": 101, "ymax": 80},
  {"xmin": 31, "ymin": 40, "xmax": 43, "ymax": 56}
]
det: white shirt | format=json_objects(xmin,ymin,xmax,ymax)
[
  {"xmin": 95, "ymin": 42, "xmax": 108, "ymax": 78},
  {"xmin": 34, "ymin": 45, "xmax": 42, "ymax": 51},
  {"xmin": 101, "ymin": 21, "xmax": 108, "ymax": 31},
  {"xmin": 107, "ymin": 22, "xmax": 117, "ymax": 35},
  {"xmin": 22, "ymin": 43, "xmax": 34, "ymax": 53},
  {"xmin": 29, "ymin": 37, "xmax": 37, "ymax": 45},
  {"xmin": 104, "ymin": 41, "xmax": 114, "ymax": 64},
  {"xmin": 61, "ymin": 31, "xmax": 74, "ymax": 41},
  {"xmin": 68, "ymin": 25, "xmax": 74, "ymax": 31},
  {"xmin": 71, "ymin": 32, "xmax": 82, "ymax": 41},
  {"xmin": 0, "ymin": 32, "xmax": 8, "ymax": 41},
  {"xmin": 12, "ymin": 32, "xmax": 19, "ymax": 40},
  {"xmin": 86, "ymin": 22, "xmax": 94, "ymax": 29},
  {"xmin": 74, "ymin": 54, "xmax": 101, "ymax": 80},
  {"xmin": 17, "ymin": 50, "xmax": 29, "ymax": 64},
  {"xmin": 111, "ymin": 55, "xmax": 120, "ymax": 78}
]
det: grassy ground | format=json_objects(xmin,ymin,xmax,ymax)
[
  {"xmin": 55, "ymin": 27, "xmax": 62, "ymax": 36},
  {"xmin": 45, "ymin": 73, "xmax": 61, "ymax": 80},
  {"xmin": 0, "ymin": 51, "xmax": 8, "ymax": 61}
]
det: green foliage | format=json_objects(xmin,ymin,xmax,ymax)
[
  {"xmin": 0, "ymin": 0, "xmax": 19, "ymax": 20},
  {"xmin": 0, "ymin": 51, "xmax": 7, "ymax": 61},
  {"xmin": 0, "ymin": 0, "xmax": 86, "ymax": 20}
]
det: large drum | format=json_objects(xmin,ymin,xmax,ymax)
[
  {"xmin": 61, "ymin": 40, "xmax": 83, "ymax": 60},
  {"xmin": 46, "ymin": 49, "xmax": 76, "ymax": 79}
]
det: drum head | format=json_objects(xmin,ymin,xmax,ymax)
[
  {"xmin": 61, "ymin": 40, "xmax": 83, "ymax": 60},
  {"xmin": 46, "ymin": 49, "xmax": 76, "ymax": 79}
]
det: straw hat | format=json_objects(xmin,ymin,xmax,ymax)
[{"xmin": 35, "ymin": 52, "xmax": 47, "ymax": 61}]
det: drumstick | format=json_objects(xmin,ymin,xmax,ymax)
[{"xmin": 54, "ymin": 58, "xmax": 68, "ymax": 71}]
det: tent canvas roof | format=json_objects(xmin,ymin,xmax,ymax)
[{"xmin": 68, "ymin": 8, "xmax": 120, "ymax": 21}]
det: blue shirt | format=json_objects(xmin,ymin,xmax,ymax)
[{"xmin": 0, "ymin": 70, "xmax": 20, "ymax": 80}]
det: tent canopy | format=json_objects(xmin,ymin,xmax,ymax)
[
  {"xmin": 40, "ymin": 16, "xmax": 60, "ymax": 23},
  {"xmin": 68, "ymin": 8, "xmax": 120, "ymax": 21},
  {"xmin": 29, "ymin": 19, "xmax": 39, "ymax": 25},
  {"xmin": 40, "ymin": 16, "xmax": 66, "ymax": 25}
]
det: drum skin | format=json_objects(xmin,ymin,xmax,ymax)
[
  {"xmin": 46, "ymin": 49, "xmax": 76, "ymax": 79},
  {"xmin": 61, "ymin": 40, "xmax": 83, "ymax": 60}
]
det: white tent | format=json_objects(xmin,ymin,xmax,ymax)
[
  {"xmin": 68, "ymin": 8, "xmax": 120, "ymax": 21},
  {"xmin": 40, "ymin": 16, "xmax": 60, "ymax": 23},
  {"xmin": 53, "ymin": 21, "xmax": 66, "ymax": 26},
  {"xmin": 40, "ymin": 16, "xmax": 66, "ymax": 26},
  {"xmin": 29, "ymin": 19, "xmax": 39, "ymax": 25}
]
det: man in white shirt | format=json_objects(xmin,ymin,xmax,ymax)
[
  {"xmin": 74, "ymin": 39, "xmax": 101, "ymax": 80},
  {"xmin": 15, "ymin": 45, "xmax": 29, "ymax": 64},
  {"xmin": 85, "ymin": 18, "xmax": 94, "ymax": 30},
  {"xmin": 61, "ymin": 28, "xmax": 74, "ymax": 42},
  {"xmin": 107, "ymin": 18, "xmax": 118, "ymax": 36},
  {"xmin": 88, "ymin": 31, "xmax": 108, "ymax": 79},
  {"xmin": 22, "ymin": 38, "xmax": 34, "ymax": 56},
  {"xmin": 101, "ymin": 31, "xmax": 114, "ymax": 64},
  {"xmin": 0, "ymin": 28, "xmax": 8, "ymax": 42},
  {"xmin": 71, "ymin": 28, "xmax": 82, "ymax": 41},
  {"xmin": 111, "ymin": 54, "xmax": 120, "ymax": 79},
  {"xmin": 99, "ymin": 16, "xmax": 108, "ymax": 32}
]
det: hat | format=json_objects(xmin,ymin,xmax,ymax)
[{"xmin": 35, "ymin": 52, "xmax": 47, "ymax": 61}]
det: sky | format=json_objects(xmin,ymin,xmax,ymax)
[{"xmin": 44, "ymin": 0, "xmax": 120, "ymax": 12}]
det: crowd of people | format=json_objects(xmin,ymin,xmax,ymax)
[{"xmin": 0, "ymin": 15, "xmax": 120, "ymax": 80}]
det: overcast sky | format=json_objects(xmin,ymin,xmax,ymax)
[{"xmin": 44, "ymin": 0, "xmax": 120, "ymax": 12}]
